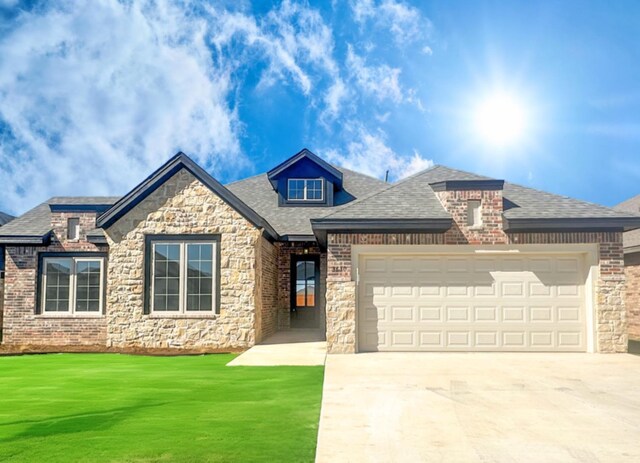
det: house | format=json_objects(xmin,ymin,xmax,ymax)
[
  {"xmin": 614, "ymin": 194, "xmax": 640, "ymax": 341},
  {"xmin": 1, "ymin": 149, "xmax": 639, "ymax": 353}
]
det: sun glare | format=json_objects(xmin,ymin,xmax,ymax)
[{"xmin": 474, "ymin": 93, "xmax": 527, "ymax": 146}]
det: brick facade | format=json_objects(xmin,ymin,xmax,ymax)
[
  {"xmin": 2, "ymin": 212, "xmax": 107, "ymax": 347},
  {"xmin": 624, "ymin": 252, "xmax": 640, "ymax": 341},
  {"xmin": 275, "ymin": 241, "xmax": 326, "ymax": 330},
  {"xmin": 324, "ymin": 186, "xmax": 627, "ymax": 354},
  {"xmin": 255, "ymin": 237, "xmax": 278, "ymax": 342},
  {"xmin": 435, "ymin": 189, "xmax": 506, "ymax": 244}
]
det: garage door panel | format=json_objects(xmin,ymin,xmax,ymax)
[
  {"xmin": 420, "ymin": 306, "xmax": 442, "ymax": 321},
  {"xmin": 419, "ymin": 331, "xmax": 443, "ymax": 347},
  {"xmin": 503, "ymin": 306, "xmax": 526, "ymax": 322},
  {"xmin": 391, "ymin": 306, "xmax": 414, "ymax": 322},
  {"xmin": 530, "ymin": 306, "xmax": 553, "ymax": 322},
  {"xmin": 358, "ymin": 253, "xmax": 588, "ymax": 352}
]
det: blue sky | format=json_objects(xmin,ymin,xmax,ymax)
[{"xmin": 0, "ymin": 0, "xmax": 639, "ymax": 215}]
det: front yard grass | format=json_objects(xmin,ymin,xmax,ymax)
[{"xmin": 0, "ymin": 354, "xmax": 324, "ymax": 462}]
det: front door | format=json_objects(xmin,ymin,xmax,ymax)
[{"xmin": 290, "ymin": 255, "xmax": 320, "ymax": 328}]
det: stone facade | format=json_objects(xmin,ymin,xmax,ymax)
[
  {"xmin": 275, "ymin": 241, "xmax": 326, "ymax": 330},
  {"xmin": 104, "ymin": 169, "xmax": 264, "ymax": 350},
  {"xmin": 326, "ymin": 229, "xmax": 627, "ymax": 354},
  {"xmin": 624, "ymin": 252, "xmax": 640, "ymax": 341},
  {"xmin": 2, "ymin": 213, "xmax": 107, "ymax": 346}
]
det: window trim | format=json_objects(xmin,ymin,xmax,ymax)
[
  {"xmin": 287, "ymin": 178, "xmax": 324, "ymax": 202},
  {"xmin": 144, "ymin": 234, "xmax": 221, "ymax": 316},
  {"xmin": 36, "ymin": 252, "xmax": 107, "ymax": 317}
]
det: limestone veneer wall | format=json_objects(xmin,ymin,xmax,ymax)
[
  {"xmin": 104, "ymin": 169, "xmax": 262, "ymax": 350},
  {"xmin": 624, "ymin": 252, "xmax": 640, "ymax": 341}
]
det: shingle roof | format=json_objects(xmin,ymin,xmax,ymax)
[
  {"xmin": 321, "ymin": 167, "xmax": 449, "ymax": 220},
  {"xmin": 0, "ymin": 197, "xmax": 120, "ymax": 240},
  {"xmin": 422, "ymin": 166, "xmax": 637, "ymax": 220},
  {"xmin": 3, "ymin": 161, "xmax": 637, "ymax": 243},
  {"xmin": 0, "ymin": 211, "xmax": 14, "ymax": 226},
  {"xmin": 226, "ymin": 167, "xmax": 388, "ymax": 236},
  {"xmin": 614, "ymin": 194, "xmax": 640, "ymax": 250}
]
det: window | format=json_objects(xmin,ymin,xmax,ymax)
[
  {"xmin": 67, "ymin": 218, "xmax": 80, "ymax": 240},
  {"xmin": 294, "ymin": 259, "xmax": 316, "ymax": 307},
  {"xmin": 147, "ymin": 237, "xmax": 219, "ymax": 314},
  {"xmin": 287, "ymin": 179, "xmax": 324, "ymax": 201},
  {"xmin": 467, "ymin": 200, "xmax": 482, "ymax": 227},
  {"xmin": 40, "ymin": 255, "xmax": 105, "ymax": 315}
]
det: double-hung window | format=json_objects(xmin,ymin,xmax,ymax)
[
  {"xmin": 40, "ymin": 254, "xmax": 105, "ymax": 315},
  {"xmin": 288, "ymin": 179, "xmax": 323, "ymax": 201},
  {"xmin": 147, "ymin": 236, "xmax": 219, "ymax": 315}
]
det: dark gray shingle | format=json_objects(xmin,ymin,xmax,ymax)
[
  {"xmin": 226, "ymin": 168, "xmax": 388, "ymax": 236},
  {"xmin": 0, "ymin": 197, "xmax": 120, "ymax": 239},
  {"xmin": 615, "ymin": 194, "xmax": 640, "ymax": 250},
  {"xmin": 0, "ymin": 211, "xmax": 14, "ymax": 226}
]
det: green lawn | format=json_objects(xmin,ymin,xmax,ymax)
[{"xmin": 0, "ymin": 354, "xmax": 324, "ymax": 463}]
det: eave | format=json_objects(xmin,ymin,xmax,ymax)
[{"xmin": 310, "ymin": 217, "xmax": 453, "ymax": 248}]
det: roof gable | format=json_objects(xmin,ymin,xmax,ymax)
[
  {"xmin": 96, "ymin": 152, "xmax": 278, "ymax": 240},
  {"xmin": 0, "ymin": 211, "xmax": 15, "ymax": 226},
  {"xmin": 267, "ymin": 148, "xmax": 343, "ymax": 190}
]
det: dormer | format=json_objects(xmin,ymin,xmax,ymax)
[{"xmin": 267, "ymin": 149, "xmax": 344, "ymax": 207}]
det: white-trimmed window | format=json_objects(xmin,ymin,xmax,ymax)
[
  {"xmin": 150, "ymin": 240, "xmax": 217, "ymax": 314},
  {"xmin": 467, "ymin": 200, "xmax": 482, "ymax": 227},
  {"xmin": 40, "ymin": 255, "xmax": 105, "ymax": 315},
  {"xmin": 287, "ymin": 179, "xmax": 324, "ymax": 201}
]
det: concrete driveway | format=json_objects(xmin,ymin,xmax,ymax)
[{"xmin": 316, "ymin": 353, "xmax": 640, "ymax": 463}]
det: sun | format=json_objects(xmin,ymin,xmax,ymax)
[{"xmin": 474, "ymin": 92, "xmax": 527, "ymax": 146}]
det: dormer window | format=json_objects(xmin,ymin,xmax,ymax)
[{"xmin": 288, "ymin": 179, "xmax": 324, "ymax": 201}]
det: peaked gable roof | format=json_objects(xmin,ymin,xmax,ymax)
[
  {"xmin": 96, "ymin": 152, "xmax": 278, "ymax": 240},
  {"xmin": 266, "ymin": 148, "xmax": 344, "ymax": 189},
  {"xmin": 425, "ymin": 166, "xmax": 640, "ymax": 231},
  {"xmin": 0, "ymin": 211, "xmax": 15, "ymax": 226},
  {"xmin": 227, "ymin": 166, "xmax": 388, "ymax": 237}
]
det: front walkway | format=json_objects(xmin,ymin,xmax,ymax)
[
  {"xmin": 227, "ymin": 329, "xmax": 326, "ymax": 366},
  {"xmin": 316, "ymin": 353, "xmax": 640, "ymax": 463}
]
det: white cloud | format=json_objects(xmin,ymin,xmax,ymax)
[
  {"xmin": 346, "ymin": 45, "xmax": 403, "ymax": 103},
  {"xmin": 350, "ymin": 0, "xmax": 431, "ymax": 45},
  {"xmin": 322, "ymin": 124, "xmax": 433, "ymax": 180},
  {"xmin": 323, "ymin": 78, "xmax": 349, "ymax": 118},
  {"xmin": 0, "ymin": 0, "xmax": 345, "ymax": 213},
  {"xmin": 208, "ymin": 0, "xmax": 339, "ymax": 97},
  {"xmin": 0, "ymin": 0, "xmax": 242, "ymax": 213}
]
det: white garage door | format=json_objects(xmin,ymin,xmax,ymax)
[{"xmin": 358, "ymin": 253, "xmax": 588, "ymax": 352}]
